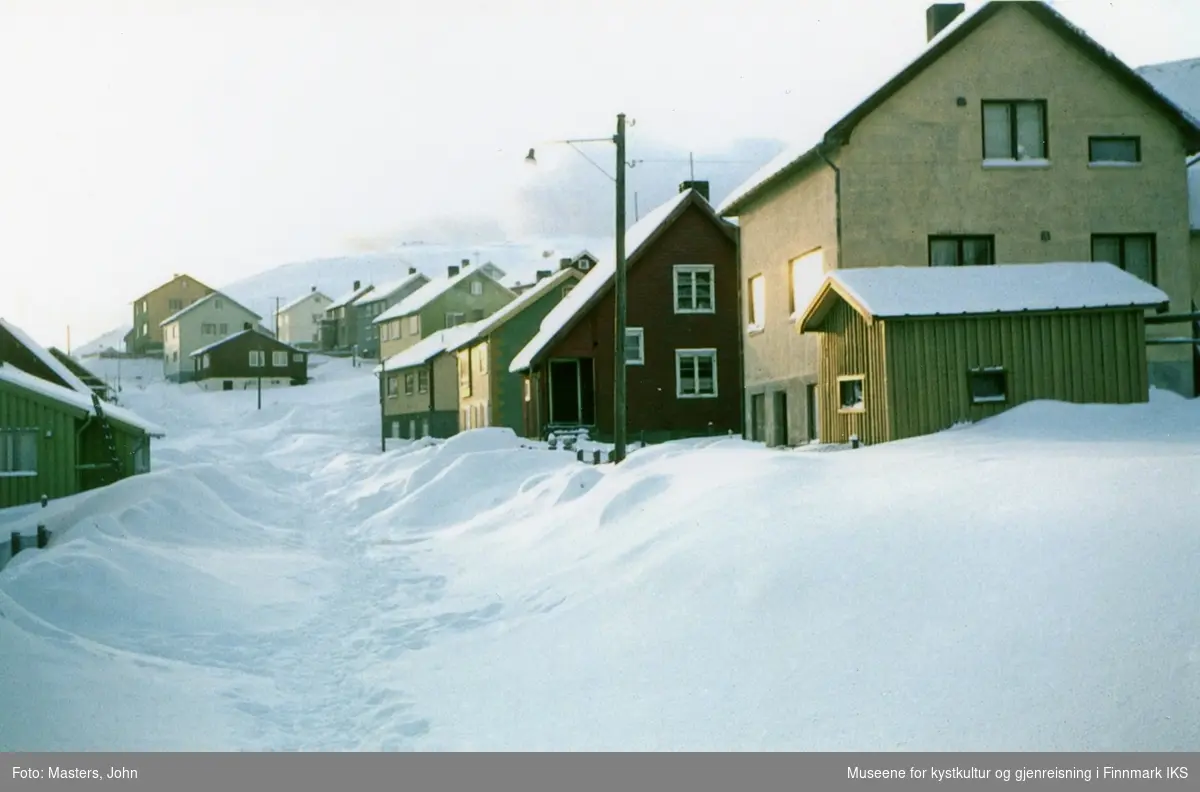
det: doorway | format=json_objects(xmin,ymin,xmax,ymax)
[
  {"xmin": 548, "ymin": 358, "xmax": 595, "ymax": 425},
  {"xmin": 806, "ymin": 383, "xmax": 819, "ymax": 443},
  {"xmin": 222, "ymin": 380, "xmax": 233, "ymax": 391},
  {"xmin": 749, "ymin": 393, "xmax": 765, "ymax": 442},
  {"xmin": 774, "ymin": 391, "xmax": 789, "ymax": 446}
]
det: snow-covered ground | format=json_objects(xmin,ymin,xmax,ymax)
[{"xmin": 1, "ymin": 356, "xmax": 1198, "ymax": 751}]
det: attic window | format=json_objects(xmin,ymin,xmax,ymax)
[
  {"xmin": 470, "ymin": 280, "xmax": 483, "ymax": 296},
  {"xmin": 969, "ymin": 368, "xmax": 1007, "ymax": 404},
  {"xmin": 578, "ymin": 260, "xmax": 591, "ymax": 271},
  {"xmin": 982, "ymin": 100, "xmax": 1047, "ymax": 161}
]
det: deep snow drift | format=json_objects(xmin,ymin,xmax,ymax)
[{"xmin": 1, "ymin": 355, "xmax": 1198, "ymax": 750}]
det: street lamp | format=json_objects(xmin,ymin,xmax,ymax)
[{"xmin": 525, "ymin": 113, "xmax": 630, "ymax": 463}]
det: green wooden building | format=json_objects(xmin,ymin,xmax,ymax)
[{"xmin": 796, "ymin": 262, "xmax": 1170, "ymax": 446}]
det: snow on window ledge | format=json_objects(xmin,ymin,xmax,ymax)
[
  {"xmin": 0, "ymin": 471, "xmax": 37, "ymax": 478},
  {"xmin": 747, "ymin": 324, "xmax": 766, "ymax": 336},
  {"xmin": 982, "ymin": 158, "xmax": 1051, "ymax": 169},
  {"xmin": 1088, "ymin": 161, "xmax": 1141, "ymax": 169},
  {"xmin": 971, "ymin": 395, "xmax": 1007, "ymax": 404}
]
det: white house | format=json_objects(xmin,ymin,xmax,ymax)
[
  {"xmin": 160, "ymin": 291, "xmax": 264, "ymax": 382},
  {"xmin": 276, "ymin": 287, "xmax": 332, "ymax": 349}
]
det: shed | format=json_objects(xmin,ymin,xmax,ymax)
[{"xmin": 797, "ymin": 262, "xmax": 1170, "ymax": 445}]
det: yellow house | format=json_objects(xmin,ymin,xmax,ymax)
[
  {"xmin": 719, "ymin": 1, "xmax": 1200, "ymax": 446},
  {"xmin": 129, "ymin": 273, "xmax": 215, "ymax": 356}
]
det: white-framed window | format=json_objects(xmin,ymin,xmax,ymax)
[
  {"xmin": 477, "ymin": 342, "xmax": 489, "ymax": 374},
  {"xmin": 387, "ymin": 376, "xmax": 398, "ymax": 398},
  {"xmin": 838, "ymin": 375, "xmax": 865, "ymax": 412},
  {"xmin": 461, "ymin": 408, "xmax": 470, "ymax": 430},
  {"xmin": 673, "ymin": 265, "xmax": 715, "ymax": 313},
  {"xmin": 982, "ymin": 99, "xmax": 1047, "ymax": 162},
  {"xmin": 446, "ymin": 312, "xmax": 466, "ymax": 328},
  {"xmin": 293, "ymin": 352, "xmax": 304, "ymax": 363},
  {"xmin": 172, "ymin": 325, "xmax": 178, "ymax": 339},
  {"xmin": 0, "ymin": 429, "xmax": 38, "ymax": 476},
  {"xmin": 202, "ymin": 354, "xmax": 211, "ymax": 369},
  {"xmin": 380, "ymin": 324, "xmax": 390, "ymax": 342},
  {"xmin": 141, "ymin": 322, "xmax": 148, "ymax": 336},
  {"xmin": 524, "ymin": 378, "xmax": 531, "ymax": 402},
  {"xmin": 141, "ymin": 300, "xmax": 148, "ymax": 312},
  {"xmin": 469, "ymin": 280, "xmax": 484, "ymax": 296},
  {"xmin": 789, "ymin": 248, "xmax": 825, "ymax": 318},
  {"xmin": 459, "ymin": 351, "xmax": 472, "ymax": 396},
  {"xmin": 748, "ymin": 274, "xmax": 765, "ymax": 331},
  {"xmin": 272, "ymin": 351, "xmax": 288, "ymax": 367},
  {"xmin": 403, "ymin": 316, "xmax": 415, "ymax": 335},
  {"xmin": 404, "ymin": 373, "xmax": 416, "ymax": 395},
  {"xmin": 968, "ymin": 368, "xmax": 1008, "ymax": 404},
  {"xmin": 249, "ymin": 350, "xmax": 265, "ymax": 367},
  {"xmin": 625, "ymin": 327, "xmax": 645, "ymax": 365},
  {"xmin": 676, "ymin": 349, "xmax": 717, "ymax": 398},
  {"xmin": 417, "ymin": 368, "xmax": 429, "ymax": 393}
]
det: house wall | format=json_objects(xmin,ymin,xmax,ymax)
[
  {"xmin": 195, "ymin": 377, "xmax": 294, "ymax": 392},
  {"xmin": 815, "ymin": 301, "xmax": 891, "ymax": 445},
  {"xmin": 883, "ymin": 308, "xmax": 1148, "ymax": 443},
  {"xmin": 0, "ymin": 381, "xmax": 82, "ymax": 508},
  {"xmin": 456, "ymin": 343, "xmax": 491, "ymax": 430},
  {"xmin": 378, "ymin": 272, "xmax": 514, "ymax": 361},
  {"xmin": 77, "ymin": 419, "xmax": 149, "ymax": 492},
  {"xmin": 382, "ymin": 366, "xmax": 431, "ymax": 418},
  {"xmin": 547, "ymin": 202, "xmax": 741, "ymax": 442},
  {"xmin": 194, "ymin": 333, "xmax": 308, "ymax": 384},
  {"xmin": 162, "ymin": 299, "xmax": 261, "ymax": 382},
  {"xmin": 355, "ymin": 279, "xmax": 428, "ymax": 359},
  {"xmin": 736, "ymin": 161, "xmax": 840, "ymax": 447},
  {"xmin": 837, "ymin": 2, "xmax": 1194, "ymax": 395},
  {"xmin": 131, "ymin": 275, "xmax": 213, "ymax": 355},
  {"xmin": 380, "ymin": 355, "xmax": 459, "ymax": 438},
  {"xmin": 277, "ymin": 293, "xmax": 330, "ymax": 348}
]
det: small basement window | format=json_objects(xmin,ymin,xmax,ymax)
[
  {"xmin": 838, "ymin": 376, "xmax": 865, "ymax": 412},
  {"xmin": 969, "ymin": 368, "xmax": 1008, "ymax": 404}
]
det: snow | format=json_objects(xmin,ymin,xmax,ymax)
[
  {"xmin": 0, "ymin": 363, "xmax": 165, "ymax": 437},
  {"xmin": 277, "ymin": 290, "xmax": 332, "ymax": 316},
  {"xmin": 1, "ymin": 354, "xmax": 1199, "ymax": 750},
  {"xmin": 351, "ymin": 273, "xmax": 426, "ymax": 307},
  {"xmin": 448, "ymin": 268, "xmax": 579, "ymax": 351},
  {"xmin": 376, "ymin": 324, "xmax": 481, "ymax": 373},
  {"xmin": 158, "ymin": 292, "xmax": 262, "ymax": 328},
  {"xmin": 509, "ymin": 190, "xmax": 701, "ymax": 373},
  {"xmin": 1136, "ymin": 57, "xmax": 1200, "ymax": 127},
  {"xmin": 73, "ymin": 325, "xmax": 132, "ymax": 358},
  {"xmin": 982, "ymin": 158, "xmax": 1052, "ymax": 168},
  {"xmin": 374, "ymin": 267, "xmax": 512, "ymax": 326},
  {"xmin": 810, "ymin": 262, "xmax": 1169, "ymax": 322},
  {"xmin": 0, "ymin": 318, "xmax": 94, "ymax": 395}
]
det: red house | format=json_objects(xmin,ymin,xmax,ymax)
[{"xmin": 509, "ymin": 183, "xmax": 741, "ymax": 444}]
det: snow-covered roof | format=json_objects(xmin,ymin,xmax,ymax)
[
  {"xmin": 159, "ymin": 291, "xmax": 263, "ymax": 327},
  {"xmin": 188, "ymin": 328, "xmax": 298, "ymax": 358},
  {"xmin": 327, "ymin": 284, "xmax": 375, "ymax": 311},
  {"xmin": 719, "ymin": 2, "xmax": 1200, "ymax": 217},
  {"xmin": 446, "ymin": 268, "xmax": 582, "ymax": 352},
  {"xmin": 374, "ymin": 266, "xmax": 512, "ymax": 325},
  {"xmin": 375, "ymin": 323, "xmax": 482, "ymax": 373},
  {"xmin": 277, "ymin": 290, "xmax": 332, "ymax": 315},
  {"xmin": 352, "ymin": 273, "xmax": 427, "ymax": 306},
  {"xmin": 799, "ymin": 262, "xmax": 1169, "ymax": 330},
  {"xmin": 1136, "ymin": 57, "xmax": 1200, "ymax": 126},
  {"xmin": 130, "ymin": 273, "xmax": 212, "ymax": 304},
  {"xmin": 510, "ymin": 190, "xmax": 722, "ymax": 373},
  {"xmin": 0, "ymin": 362, "xmax": 166, "ymax": 437},
  {"xmin": 0, "ymin": 318, "xmax": 94, "ymax": 394}
]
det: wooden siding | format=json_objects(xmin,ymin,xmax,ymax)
[
  {"xmin": 194, "ymin": 331, "xmax": 308, "ymax": 384},
  {"xmin": 0, "ymin": 381, "xmax": 82, "ymax": 507},
  {"xmin": 884, "ymin": 309, "xmax": 1148, "ymax": 442},
  {"xmin": 816, "ymin": 301, "xmax": 890, "ymax": 445}
]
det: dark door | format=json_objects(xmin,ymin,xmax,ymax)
[
  {"xmin": 548, "ymin": 360, "xmax": 580, "ymax": 423},
  {"xmin": 806, "ymin": 383, "xmax": 819, "ymax": 442},
  {"xmin": 774, "ymin": 391, "xmax": 789, "ymax": 446},
  {"xmin": 222, "ymin": 380, "xmax": 234, "ymax": 391},
  {"xmin": 750, "ymin": 393, "xmax": 765, "ymax": 442},
  {"xmin": 578, "ymin": 358, "xmax": 595, "ymax": 425}
]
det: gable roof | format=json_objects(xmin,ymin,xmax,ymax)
[
  {"xmin": 277, "ymin": 289, "xmax": 333, "ymax": 315},
  {"xmin": 47, "ymin": 347, "xmax": 109, "ymax": 393},
  {"xmin": 0, "ymin": 362, "xmax": 166, "ymax": 437},
  {"xmin": 159, "ymin": 291, "xmax": 263, "ymax": 327},
  {"xmin": 374, "ymin": 266, "xmax": 514, "ymax": 325},
  {"xmin": 509, "ymin": 189, "xmax": 737, "ymax": 373},
  {"xmin": 375, "ymin": 323, "xmax": 482, "ymax": 373},
  {"xmin": 1136, "ymin": 57, "xmax": 1200, "ymax": 122},
  {"xmin": 798, "ymin": 262, "xmax": 1169, "ymax": 332},
  {"xmin": 446, "ymin": 268, "xmax": 582, "ymax": 353},
  {"xmin": 719, "ymin": 1, "xmax": 1200, "ymax": 217},
  {"xmin": 131, "ymin": 273, "xmax": 214, "ymax": 304},
  {"xmin": 188, "ymin": 328, "xmax": 302, "ymax": 358},
  {"xmin": 0, "ymin": 318, "xmax": 94, "ymax": 394},
  {"xmin": 352, "ymin": 272, "xmax": 429, "ymax": 306},
  {"xmin": 328, "ymin": 284, "xmax": 375, "ymax": 311}
]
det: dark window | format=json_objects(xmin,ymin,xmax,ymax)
[
  {"xmin": 929, "ymin": 235, "xmax": 995, "ymax": 267},
  {"xmin": 969, "ymin": 369, "xmax": 1007, "ymax": 404},
  {"xmin": 168, "ymin": 299, "xmax": 183, "ymax": 311},
  {"xmin": 982, "ymin": 100, "xmax": 1047, "ymax": 160},
  {"xmin": 1091, "ymin": 234, "xmax": 1156, "ymax": 285},
  {"xmin": 838, "ymin": 377, "xmax": 864, "ymax": 411},
  {"xmin": 404, "ymin": 373, "xmax": 415, "ymax": 395},
  {"xmin": 1089, "ymin": 136, "xmax": 1140, "ymax": 164},
  {"xmin": 417, "ymin": 369, "xmax": 429, "ymax": 394}
]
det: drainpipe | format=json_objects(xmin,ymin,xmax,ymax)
[
  {"xmin": 733, "ymin": 226, "xmax": 745, "ymax": 439},
  {"xmin": 815, "ymin": 142, "xmax": 843, "ymax": 271}
]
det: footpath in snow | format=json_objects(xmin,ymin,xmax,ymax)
[{"xmin": 1, "ymin": 355, "xmax": 1198, "ymax": 750}]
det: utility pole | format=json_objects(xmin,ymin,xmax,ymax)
[
  {"xmin": 66, "ymin": 325, "xmax": 71, "ymax": 355},
  {"xmin": 613, "ymin": 113, "xmax": 628, "ymax": 464},
  {"xmin": 274, "ymin": 297, "xmax": 281, "ymax": 337}
]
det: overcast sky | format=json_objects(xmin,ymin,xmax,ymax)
[{"xmin": 1, "ymin": 0, "xmax": 1196, "ymax": 347}]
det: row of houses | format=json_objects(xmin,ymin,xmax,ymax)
[{"xmin": 367, "ymin": 1, "xmax": 1199, "ymax": 449}]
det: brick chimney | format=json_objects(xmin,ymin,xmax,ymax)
[
  {"xmin": 536, "ymin": 270, "xmax": 552, "ymax": 282},
  {"xmin": 353, "ymin": 280, "xmax": 361, "ymax": 290},
  {"xmin": 926, "ymin": 3, "xmax": 964, "ymax": 41},
  {"xmin": 447, "ymin": 265, "xmax": 460, "ymax": 277},
  {"xmin": 679, "ymin": 180, "xmax": 710, "ymax": 201}
]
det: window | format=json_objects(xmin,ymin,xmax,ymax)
[
  {"xmin": 172, "ymin": 351, "xmax": 178, "ymax": 362},
  {"xmin": 789, "ymin": 249, "xmax": 825, "ymax": 316},
  {"xmin": 404, "ymin": 373, "xmax": 416, "ymax": 395},
  {"xmin": 202, "ymin": 354, "xmax": 210, "ymax": 369},
  {"xmin": 469, "ymin": 280, "xmax": 484, "ymax": 296},
  {"xmin": 0, "ymin": 430, "xmax": 37, "ymax": 475},
  {"xmin": 293, "ymin": 352, "xmax": 304, "ymax": 363},
  {"xmin": 214, "ymin": 298, "xmax": 224, "ymax": 309},
  {"xmin": 141, "ymin": 322, "xmax": 148, "ymax": 336},
  {"xmin": 380, "ymin": 324, "xmax": 390, "ymax": 342},
  {"xmin": 838, "ymin": 376, "xmax": 865, "ymax": 412},
  {"xmin": 625, "ymin": 327, "xmax": 645, "ymax": 365},
  {"xmin": 1089, "ymin": 136, "xmax": 1140, "ymax": 165},
  {"xmin": 459, "ymin": 352, "xmax": 471, "ymax": 396},
  {"xmin": 171, "ymin": 325, "xmax": 178, "ymax": 339},
  {"xmin": 446, "ymin": 312, "xmax": 466, "ymax": 328},
  {"xmin": 676, "ymin": 349, "xmax": 717, "ymax": 398},
  {"xmin": 272, "ymin": 351, "xmax": 288, "ymax": 367},
  {"xmin": 578, "ymin": 260, "xmax": 591, "ymax": 271},
  {"xmin": 141, "ymin": 300, "xmax": 148, "ymax": 312},
  {"xmin": 674, "ymin": 265, "xmax": 715, "ymax": 313},
  {"xmin": 312, "ymin": 314, "xmax": 322, "ymax": 324},
  {"xmin": 461, "ymin": 408, "xmax": 470, "ymax": 430},
  {"xmin": 133, "ymin": 444, "xmax": 149, "ymax": 474},
  {"xmin": 477, "ymin": 342, "xmax": 489, "ymax": 374},
  {"xmin": 968, "ymin": 368, "xmax": 1007, "ymax": 404},
  {"xmin": 417, "ymin": 369, "xmax": 429, "ymax": 393},
  {"xmin": 524, "ymin": 378, "xmax": 531, "ymax": 402},
  {"xmin": 748, "ymin": 275, "xmax": 766, "ymax": 330},
  {"xmin": 201, "ymin": 323, "xmax": 216, "ymax": 335},
  {"xmin": 929, "ymin": 235, "xmax": 995, "ymax": 267},
  {"xmin": 249, "ymin": 350, "xmax": 264, "ymax": 367},
  {"xmin": 387, "ymin": 376, "xmax": 398, "ymax": 397},
  {"xmin": 169, "ymin": 298, "xmax": 183, "ymax": 311},
  {"xmin": 1092, "ymin": 234, "xmax": 1156, "ymax": 285},
  {"xmin": 219, "ymin": 323, "xmax": 228, "ymax": 334},
  {"xmin": 406, "ymin": 316, "xmax": 419, "ymax": 335},
  {"xmin": 982, "ymin": 100, "xmax": 1047, "ymax": 161}
]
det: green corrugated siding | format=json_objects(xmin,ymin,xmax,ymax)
[
  {"xmin": 0, "ymin": 382, "xmax": 82, "ymax": 508},
  {"xmin": 884, "ymin": 309, "xmax": 1148, "ymax": 442},
  {"xmin": 490, "ymin": 279, "xmax": 576, "ymax": 433},
  {"xmin": 818, "ymin": 301, "xmax": 890, "ymax": 445}
]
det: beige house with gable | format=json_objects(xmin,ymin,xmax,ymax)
[
  {"xmin": 719, "ymin": 1, "xmax": 1200, "ymax": 446},
  {"xmin": 160, "ymin": 291, "xmax": 265, "ymax": 382}
]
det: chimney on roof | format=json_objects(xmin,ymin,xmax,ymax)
[
  {"xmin": 536, "ymin": 270, "xmax": 552, "ymax": 282},
  {"xmin": 353, "ymin": 279, "xmax": 361, "ymax": 290},
  {"xmin": 409, "ymin": 266, "xmax": 417, "ymax": 274},
  {"xmin": 559, "ymin": 257, "xmax": 573, "ymax": 270},
  {"xmin": 311, "ymin": 286, "xmax": 316, "ymax": 292},
  {"xmin": 448, "ymin": 265, "xmax": 460, "ymax": 277},
  {"xmin": 461, "ymin": 258, "xmax": 470, "ymax": 268},
  {"xmin": 679, "ymin": 180, "xmax": 710, "ymax": 201},
  {"xmin": 926, "ymin": 3, "xmax": 964, "ymax": 41}
]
